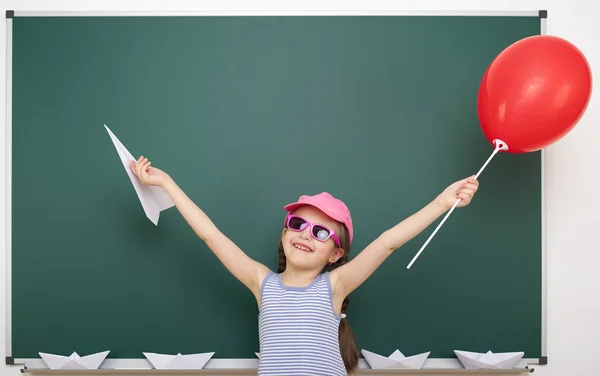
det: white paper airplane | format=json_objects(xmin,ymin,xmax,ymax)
[
  {"xmin": 362, "ymin": 349, "xmax": 430, "ymax": 369},
  {"xmin": 39, "ymin": 350, "xmax": 109, "ymax": 370},
  {"xmin": 143, "ymin": 352, "xmax": 215, "ymax": 369},
  {"xmin": 454, "ymin": 350, "xmax": 525, "ymax": 369},
  {"xmin": 104, "ymin": 124, "xmax": 174, "ymax": 225}
]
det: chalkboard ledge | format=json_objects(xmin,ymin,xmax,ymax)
[{"xmin": 19, "ymin": 367, "xmax": 534, "ymax": 375}]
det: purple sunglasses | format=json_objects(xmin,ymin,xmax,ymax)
[{"xmin": 285, "ymin": 214, "xmax": 340, "ymax": 246}]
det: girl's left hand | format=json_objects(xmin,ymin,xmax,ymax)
[{"xmin": 438, "ymin": 176, "xmax": 479, "ymax": 209}]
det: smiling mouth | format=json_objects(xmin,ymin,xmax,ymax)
[{"xmin": 293, "ymin": 243, "xmax": 313, "ymax": 252}]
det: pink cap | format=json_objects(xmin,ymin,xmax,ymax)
[{"xmin": 283, "ymin": 192, "xmax": 353, "ymax": 243}]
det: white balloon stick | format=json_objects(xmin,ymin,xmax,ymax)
[{"xmin": 406, "ymin": 139, "xmax": 509, "ymax": 269}]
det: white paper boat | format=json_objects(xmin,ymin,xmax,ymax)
[
  {"xmin": 143, "ymin": 352, "xmax": 215, "ymax": 369},
  {"xmin": 454, "ymin": 350, "xmax": 524, "ymax": 369},
  {"xmin": 105, "ymin": 124, "xmax": 174, "ymax": 225},
  {"xmin": 39, "ymin": 350, "xmax": 109, "ymax": 370},
  {"xmin": 255, "ymin": 352, "xmax": 260, "ymax": 358},
  {"xmin": 362, "ymin": 349, "xmax": 430, "ymax": 369}
]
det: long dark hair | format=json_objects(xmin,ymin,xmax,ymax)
[{"xmin": 277, "ymin": 224, "xmax": 359, "ymax": 373}]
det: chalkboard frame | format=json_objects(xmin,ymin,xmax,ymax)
[{"xmin": 3, "ymin": 9, "xmax": 549, "ymax": 370}]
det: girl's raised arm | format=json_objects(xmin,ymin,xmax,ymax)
[
  {"xmin": 131, "ymin": 157, "xmax": 270, "ymax": 302},
  {"xmin": 331, "ymin": 176, "xmax": 479, "ymax": 298}
]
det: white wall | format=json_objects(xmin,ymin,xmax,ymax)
[{"xmin": 0, "ymin": 1, "xmax": 598, "ymax": 376}]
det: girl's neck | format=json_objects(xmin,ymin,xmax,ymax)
[{"xmin": 280, "ymin": 266, "xmax": 321, "ymax": 288}]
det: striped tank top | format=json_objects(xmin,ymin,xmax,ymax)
[{"xmin": 258, "ymin": 271, "xmax": 347, "ymax": 375}]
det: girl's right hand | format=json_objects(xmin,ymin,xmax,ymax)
[{"xmin": 130, "ymin": 156, "xmax": 170, "ymax": 187}]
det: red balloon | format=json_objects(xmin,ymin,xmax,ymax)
[{"xmin": 477, "ymin": 35, "xmax": 592, "ymax": 153}]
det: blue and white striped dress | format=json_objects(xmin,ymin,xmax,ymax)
[{"xmin": 258, "ymin": 271, "xmax": 347, "ymax": 375}]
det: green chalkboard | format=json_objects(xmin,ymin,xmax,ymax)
[{"xmin": 10, "ymin": 14, "xmax": 543, "ymax": 361}]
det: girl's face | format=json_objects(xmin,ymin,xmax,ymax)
[{"xmin": 281, "ymin": 206, "xmax": 344, "ymax": 272}]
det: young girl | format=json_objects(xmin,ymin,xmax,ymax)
[{"xmin": 130, "ymin": 156, "xmax": 479, "ymax": 375}]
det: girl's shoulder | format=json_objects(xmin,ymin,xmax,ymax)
[{"xmin": 259, "ymin": 269, "xmax": 277, "ymax": 288}]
